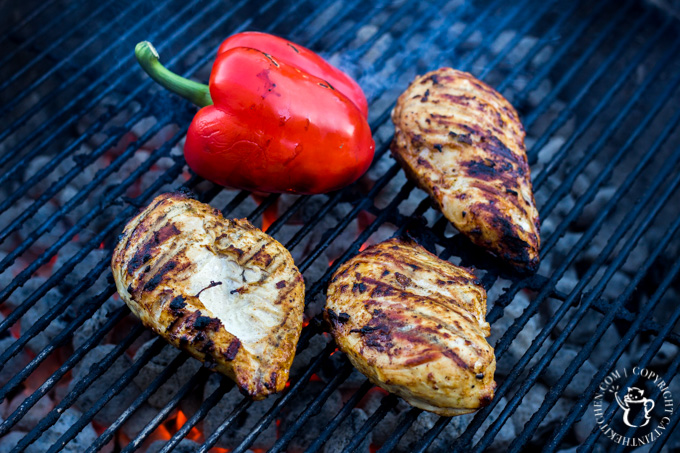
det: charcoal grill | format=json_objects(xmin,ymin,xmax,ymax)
[{"xmin": 2, "ymin": 0, "xmax": 680, "ymax": 451}]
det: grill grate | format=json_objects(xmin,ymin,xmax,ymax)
[{"xmin": 1, "ymin": 0, "xmax": 680, "ymax": 451}]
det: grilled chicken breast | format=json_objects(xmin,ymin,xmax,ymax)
[
  {"xmin": 391, "ymin": 68, "xmax": 540, "ymax": 271},
  {"xmin": 112, "ymin": 192, "xmax": 305, "ymax": 399},
  {"xmin": 325, "ymin": 238, "xmax": 495, "ymax": 416}
]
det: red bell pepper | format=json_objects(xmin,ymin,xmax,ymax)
[{"xmin": 135, "ymin": 32, "xmax": 375, "ymax": 195}]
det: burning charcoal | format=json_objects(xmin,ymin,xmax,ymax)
[
  {"xmin": 465, "ymin": 396, "xmax": 516, "ymax": 452},
  {"xmin": 542, "ymin": 299, "xmax": 600, "ymax": 347},
  {"xmin": 555, "ymin": 268, "xmax": 578, "ymax": 295},
  {"xmin": 511, "ymin": 383, "xmax": 569, "ymax": 437},
  {"xmin": 541, "ymin": 346, "xmax": 597, "ymax": 398},
  {"xmin": 588, "ymin": 325, "xmax": 631, "ymax": 371},
  {"xmin": 527, "ymin": 79, "xmax": 553, "ymax": 108},
  {"xmin": 202, "ymin": 374, "xmax": 278, "ymax": 450},
  {"xmin": 488, "ymin": 292, "xmax": 540, "ymax": 377},
  {"xmin": 290, "ymin": 334, "xmax": 329, "ymax": 379},
  {"xmin": 20, "ymin": 287, "xmax": 66, "ymax": 353},
  {"xmin": 322, "ymin": 409, "xmax": 370, "ymax": 453},
  {"xmin": 574, "ymin": 187, "xmax": 617, "ymax": 230},
  {"xmin": 0, "ymin": 336, "xmax": 30, "ymax": 389},
  {"xmin": 72, "ymin": 296, "xmax": 123, "ymax": 350},
  {"xmin": 278, "ymin": 381, "xmax": 343, "ymax": 452},
  {"xmin": 398, "ymin": 410, "xmax": 467, "ymax": 452},
  {"xmin": 602, "ymin": 271, "xmax": 632, "ymax": 302},
  {"xmin": 316, "ymin": 348, "xmax": 366, "ymax": 392},
  {"xmin": 28, "ymin": 408, "xmax": 97, "ymax": 453},
  {"xmin": 132, "ymin": 340, "xmax": 201, "ymax": 409},
  {"xmin": 6, "ymin": 275, "xmax": 49, "ymax": 308},
  {"xmin": 69, "ymin": 344, "xmax": 147, "ymax": 428},
  {"xmin": 649, "ymin": 342, "xmax": 679, "ymax": 368},
  {"xmin": 3, "ymin": 390, "xmax": 53, "ymax": 431},
  {"xmin": 13, "ymin": 201, "xmax": 67, "ymax": 252},
  {"xmin": 147, "ymin": 439, "xmax": 201, "ymax": 453},
  {"xmin": 338, "ymin": 369, "xmax": 369, "ymax": 392},
  {"xmin": 53, "ymin": 244, "xmax": 109, "ymax": 299}
]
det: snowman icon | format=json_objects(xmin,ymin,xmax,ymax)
[{"xmin": 615, "ymin": 387, "xmax": 655, "ymax": 428}]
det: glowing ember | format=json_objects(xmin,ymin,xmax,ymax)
[
  {"xmin": 175, "ymin": 409, "xmax": 203, "ymax": 442},
  {"xmin": 252, "ymin": 195, "xmax": 279, "ymax": 232}
]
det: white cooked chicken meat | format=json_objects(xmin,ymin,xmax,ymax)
[
  {"xmin": 325, "ymin": 238, "xmax": 496, "ymax": 416},
  {"xmin": 111, "ymin": 191, "xmax": 305, "ymax": 399},
  {"xmin": 391, "ymin": 68, "xmax": 540, "ymax": 272}
]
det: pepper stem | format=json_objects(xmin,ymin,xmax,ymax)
[{"xmin": 135, "ymin": 41, "xmax": 213, "ymax": 107}]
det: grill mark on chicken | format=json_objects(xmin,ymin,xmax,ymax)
[
  {"xmin": 355, "ymin": 301, "xmax": 486, "ymax": 367},
  {"xmin": 112, "ymin": 192, "xmax": 305, "ymax": 400},
  {"xmin": 391, "ymin": 68, "xmax": 540, "ymax": 271},
  {"xmin": 325, "ymin": 238, "xmax": 495, "ymax": 416}
]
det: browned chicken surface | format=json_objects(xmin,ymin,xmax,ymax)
[
  {"xmin": 112, "ymin": 192, "xmax": 305, "ymax": 399},
  {"xmin": 325, "ymin": 238, "xmax": 496, "ymax": 416},
  {"xmin": 391, "ymin": 68, "xmax": 540, "ymax": 271}
]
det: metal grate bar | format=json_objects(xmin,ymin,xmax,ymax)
[
  {"xmin": 324, "ymin": 0, "xmax": 628, "ymax": 444},
  {"xmin": 13, "ymin": 0, "xmax": 382, "ymax": 442},
  {"xmin": 341, "ymin": 395, "xmax": 400, "ymax": 453},
  {"xmin": 437, "ymin": 0, "xmax": 553, "ymax": 70},
  {"xmin": 0, "ymin": 0, "xmax": 89, "ymax": 68},
  {"xmin": 0, "ymin": 0, "xmax": 232, "ymax": 202},
  {"xmin": 86, "ymin": 344, "xmax": 190, "ymax": 450},
  {"xmin": 0, "ymin": 0, "xmax": 60, "ymax": 43},
  {"xmin": 525, "ymin": 2, "xmax": 649, "ymax": 167},
  {"xmin": 456, "ymin": 135, "xmax": 680, "ymax": 445},
  {"xmin": 269, "ymin": 359, "xmax": 354, "ymax": 452},
  {"xmin": 532, "ymin": 21, "xmax": 675, "ymax": 194},
  {"xmin": 46, "ymin": 339, "xmax": 170, "ymax": 452},
  {"xmin": 191, "ymin": 383, "xmax": 248, "ymax": 453},
  {"xmin": 483, "ymin": 31, "xmax": 680, "ymax": 328},
  {"xmin": 0, "ymin": 0, "xmax": 142, "ymax": 106},
  {"xmin": 477, "ymin": 0, "xmax": 579, "ymax": 81},
  {"xmin": 0, "ymin": 155, "xmax": 190, "ymax": 403},
  {"xmin": 450, "ymin": 110, "xmax": 680, "ymax": 450},
  {"xmin": 405, "ymin": 26, "xmax": 680, "ymax": 453},
  {"xmin": 0, "ymin": 112, "xmax": 167, "ymax": 258},
  {"xmin": 495, "ymin": 0, "xmax": 613, "ymax": 95},
  {"xmin": 214, "ymin": 342, "xmax": 337, "ymax": 453},
  {"xmin": 484, "ymin": 166, "xmax": 680, "ymax": 450},
  {"xmin": 546, "ymin": 221, "xmax": 680, "ymax": 448},
  {"xmin": 7, "ymin": 323, "xmax": 145, "ymax": 451},
  {"xmin": 0, "ymin": 257, "xmax": 109, "ymax": 369},
  {"xmin": 121, "ymin": 369, "xmax": 219, "ymax": 453},
  {"xmin": 537, "ymin": 37, "xmax": 680, "ymax": 245},
  {"xmin": 0, "ymin": 299, "xmax": 127, "ymax": 407},
  {"xmin": 523, "ymin": 0, "xmax": 647, "ymax": 129},
  {"xmin": 0, "ymin": 0, "xmax": 248, "ymax": 181},
  {"xmin": 583, "ymin": 258, "xmax": 680, "ymax": 449},
  {"xmin": 303, "ymin": 380, "xmax": 374, "ymax": 453},
  {"xmin": 0, "ymin": 126, "xmax": 186, "ymax": 326},
  {"xmin": 375, "ymin": 408, "xmax": 422, "ymax": 453},
  {"xmin": 510, "ymin": 1, "xmax": 623, "ymax": 105}
]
